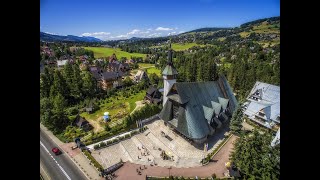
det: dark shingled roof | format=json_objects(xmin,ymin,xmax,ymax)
[
  {"xmin": 73, "ymin": 115, "xmax": 89, "ymax": 128},
  {"xmin": 159, "ymin": 75, "xmax": 237, "ymax": 140},
  {"xmin": 147, "ymin": 86, "xmax": 158, "ymax": 95}
]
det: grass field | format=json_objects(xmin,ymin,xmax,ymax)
[
  {"xmin": 257, "ymin": 38, "xmax": 280, "ymax": 48},
  {"xmin": 218, "ymin": 37, "xmax": 226, "ymax": 41},
  {"xmin": 80, "ymin": 90, "xmax": 146, "ymax": 132},
  {"xmin": 151, "ymin": 43, "xmax": 208, "ymax": 51},
  {"xmin": 83, "ymin": 47, "xmax": 146, "ymax": 59},
  {"xmin": 146, "ymin": 67, "xmax": 161, "ymax": 76},
  {"xmin": 239, "ymin": 21, "xmax": 280, "ymax": 38},
  {"xmin": 137, "ymin": 63, "xmax": 161, "ymax": 76},
  {"xmin": 138, "ymin": 63, "xmax": 155, "ymax": 69}
]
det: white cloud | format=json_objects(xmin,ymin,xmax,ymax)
[
  {"xmin": 81, "ymin": 32, "xmax": 110, "ymax": 36},
  {"xmin": 155, "ymin": 27, "xmax": 173, "ymax": 31},
  {"xmin": 116, "ymin": 34, "xmax": 129, "ymax": 38},
  {"xmin": 178, "ymin": 31, "xmax": 185, "ymax": 34},
  {"xmin": 168, "ymin": 32, "xmax": 177, "ymax": 36},
  {"xmin": 148, "ymin": 33, "xmax": 162, "ymax": 37},
  {"xmin": 175, "ymin": 27, "xmax": 178, "ymax": 30},
  {"xmin": 140, "ymin": 31, "xmax": 150, "ymax": 34},
  {"xmin": 45, "ymin": 32, "xmax": 59, "ymax": 35},
  {"xmin": 147, "ymin": 28, "xmax": 152, "ymax": 31},
  {"xmin": 127, "ymin": 29, "xmax": 141, "ymax": 35}
]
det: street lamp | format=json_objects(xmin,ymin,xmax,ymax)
[{"xmin": 168, "ymin": 166, "xmax": 172, "ymax": 177}]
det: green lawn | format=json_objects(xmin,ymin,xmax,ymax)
[
  {"xmin": 138, "ymin": 63, "xmax": 155, "ymax": 69},
  {"xmin": 83, "ymin": 47, "xmax": 146, "ymax": 59},
  {"xmin": 217, "ymin": 37, "xmax": 226, "ymax": 41},
  {"xmin": 239, "ymin": 21, "xmax": 280, "ymax": 38},
  {"xmin": 146, "ymin": 67, "xmax": 161, "ymax": 76},
  {"xmin": 151, "ymin": 43, "xmax": 208, "ymax": 51},
  {"xmin": 80, "ymin": 90, "xmax": 146, "ymax": 131},
  {"xmin": 137, "ymin": 63, "xmax": 161, "ymax": 76}
]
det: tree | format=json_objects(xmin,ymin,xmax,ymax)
[
  {"xmin": 71, "ymin": 64, "xmax": 83, "ymax": 99},
  {"xmin": 63, "ymin": 62, "xmax": 74, "ymax": 89},
  {"xmin": 50, "ymin": 70, "xmax": 70, "ymax": 99},
  {"xmin": 40, "ymin": 67, "xmax": 53, "ymax": 98},
  {"xmin": 212, "ymin": 62, "xmax": 218, "ymax": 80},
  {"xmin": 82, "ymin": 71, "xmax": 96, "ymax": 98},
  {"xmin": 123, "ymin": 77, "xmax": 134, "ymax": 87},
  {"xmin": 230, "ymin": 130, "xmax": 280, "ymax": 179},
  {"xmin": 230, "ymin": 103, "xmax": 243, "ymax": 134},
  {"xmin": 148, "ymin": 73, "xmax": 159, "ymax": 85}
]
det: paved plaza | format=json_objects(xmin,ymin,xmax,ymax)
[{"xmin": 91, "ymin": 118, "xmax": 229, "ymax": 168}]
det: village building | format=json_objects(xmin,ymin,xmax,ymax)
[
  {"xmin": 243, "ymin": 82, "xmax": 280, "ymax": 130},
  {"xmin": 133, "ymin": 70, "xmax": 149, "ymax": 82},
  {"xmin": 90, "ymin": 66, "xmax": 123, "ymax": 90},
  {"xmin": 56, "ymin": 59, "xmax": 69, "ymax": 69},
  {"xmin": 145, "ymin": 85, "xmax": 162, "ymax": 105},
  {"xmin": 73, "ymin": 115, "xmax": 92, "ymax": 131},
  {"xmin": 159, "ymin": 43, "xmax": 237, "ymax": 144}
]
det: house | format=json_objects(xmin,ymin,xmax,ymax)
[
  {"xmin": 57, "ymin": 59, "xmax": 69, "ymax": 69},
  {"xmin": 40, "ymin": 62, "xmax": 44, "ymax": 74},
  {"xmin": 134, "ymin": 70, "xmax": 149, "ymax": 82},
  {"xmin": 73, "ymin": 115, "xmax": 92, "ymax": 131},
  {"xmin": 243, "ymin": 82, "xmax": 280, "ymax": 130},
  {"xmin": 125, "ymin": 59, "xmax": 135, "ymax": 64},
  {"xmin": 145, "ymin": 85, "xmax": 162, "ymax": 105},
  {"xmin": 90, "ymin": 67, "xmax": 123, "ymax": 90},
  {"xmin": 271, "ymin": 128, "xmax": 280, "ymax": 147},
  {"xmin": 109, "ymin": 53, "xmax": 117, "ymax": 63},
  {"xmin": 159, "ymin": 43, "xmax": 237, "ymax": 144}
]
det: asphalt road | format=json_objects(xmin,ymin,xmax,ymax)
[{"xmin": 40, "ymin": 130, "xmax": 88, "ymax": 180}]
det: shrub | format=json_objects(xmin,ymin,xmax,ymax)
[
  {"xmin": 212, "ymin": 173, "xmax": 217, "ymax": 179},
  {"xmin": 83, "ymin": 150, "xmax": 103, "ymax": 171},
  {"xmin": 67, "ymin": 107, "xmax": 79, "ymax": 116},
  {"xmin": 99, "ymin": 142, "xmax": 106, "ymax": 147},
  {"xmin": 93, "ymin": 144, "xmax": 99, "ymax": 150}
]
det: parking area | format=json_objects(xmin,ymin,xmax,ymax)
[{"xmin": 91, "ymin": 119, "xmax": 229, "ymax": 168}]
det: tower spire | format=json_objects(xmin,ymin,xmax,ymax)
[{"xmin": 168, "ymin": 39, "xmax": 173, "ymax": 64}]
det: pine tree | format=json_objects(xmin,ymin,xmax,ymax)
[
  {"xmin": 230, "ymin": 130, "xmax": 280, "ymax": 179},
  {"xmin": 50, "ymin": 70, "xmax": 69, "ymax": 99},
  {"xmin": 71, "ymin": 64, "xmax": 83, "ymax": 99},
  {"xmin": 230, "ymin": 103, "xmax": 243, "ymax": 134}
]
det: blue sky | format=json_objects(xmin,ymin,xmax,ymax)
[{"xmin": 40, "ymin": 0, "xmax": 280, "ymax": 40}]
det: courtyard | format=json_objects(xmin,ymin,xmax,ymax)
[{"xmin": 91, "ymin": 118, "xmax": 230, "ymax": 169}]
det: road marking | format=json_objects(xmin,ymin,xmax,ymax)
[
  {"xmin": 40, "ymin": 125, "xmax": 90, "ymax": 180},
  {"xmin": 40, "ymin": 161, "xmax": 51, "ymax": 180},
  {"xmin": 40, "ymin": 141, "xmax": 72, "ymax": 180}
]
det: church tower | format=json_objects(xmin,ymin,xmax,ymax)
[{"xmin": 162, "ymin": 41, "xmax": 178, "ymax": 107}]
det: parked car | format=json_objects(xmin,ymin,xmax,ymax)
[{"xmin": 52, "ymin": 147, "xmax": 61, "ymax": 155}]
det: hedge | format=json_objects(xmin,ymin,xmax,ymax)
[
  {"xmin": 201, "ymin": 135, "xmax": 231, "ymax": 164},
  {"xmin": 83, "ymin": 150, "xmax": 103, "ymax": 171}
]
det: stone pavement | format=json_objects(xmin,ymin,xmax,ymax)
[
  {"xmin": 91, "ymin": 119, "xmax": 230, "ymax": 169},
  {"xmin": 113, "ymin": 135, "xmax": 239, "ymax": 180},
  {"xmin": 40, "ymin": 123, "xmax": 103, "ymax": 180}
]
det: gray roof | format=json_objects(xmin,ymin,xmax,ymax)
[
  {"xmin": 57, "ymin": 60, "xmax": 68, "ymax": 66},
  {"xmin": 244, "ymin": 82, "xmax": 280, "ymax": 123},
  {"xmin": 159, "ymin": 75, "xmax": 237, "ymax": 140},
  {"xmin": 90, "ymin": 68, "xmax": 123, "ymax": 81}
]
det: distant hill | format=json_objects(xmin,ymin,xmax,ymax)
[
  {"xmin": 182, "ymin": 27, "xmax": 231, "ymax": 34},
  {"xmin": 240, "ymin": 16, "xmax": 280, "ymax": 28},
  {"xmin": 40, "ymin": 32, "xmax": 103, "ymax": 42}
]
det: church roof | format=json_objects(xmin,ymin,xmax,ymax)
[
  {"xmin": 162, "ymin": 65, "xmax": 178, "ymax": 76},
  {"xmin": 159, "ymin": 75, "xmax": 238, "ymax": 140}
]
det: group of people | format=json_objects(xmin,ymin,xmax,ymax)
[{"xmin": 136, "ymin": 165, "xmax": 147, "ymax": 175}]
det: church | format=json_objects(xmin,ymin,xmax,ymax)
[{"xmin": 159, "ymin": 43, "xmax": 238, "ymax": 144}]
